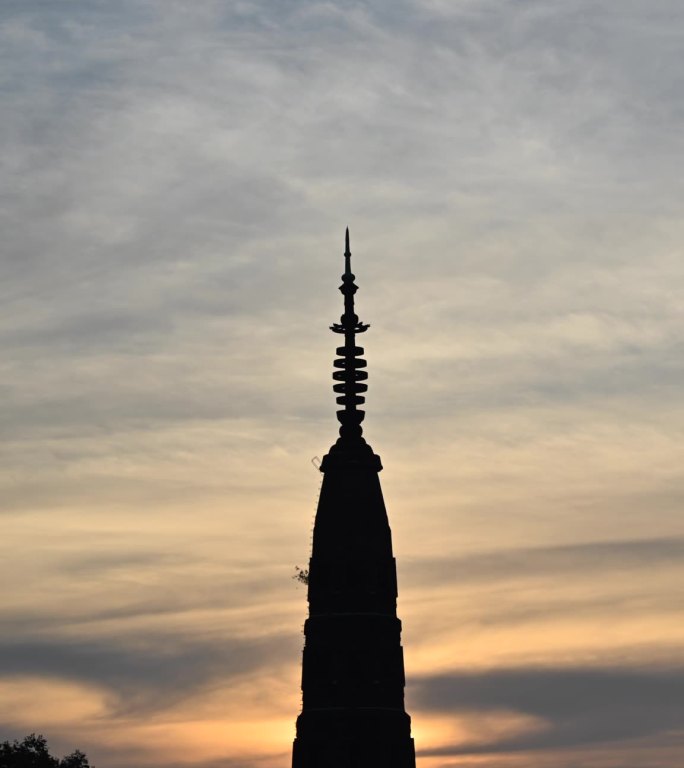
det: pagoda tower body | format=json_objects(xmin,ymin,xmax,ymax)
[{"xmin": 292, "ymin": 231, "xmax": 416, "ymax": 768}]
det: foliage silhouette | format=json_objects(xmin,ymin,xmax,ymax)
[{"xmin": 0, "ymin": 734, "xmax": 91, "ymax": 768}]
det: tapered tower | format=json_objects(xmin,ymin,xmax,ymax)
[{"xmin": 292, "ymin": 230, "xmax": 416, "ymax": 768}]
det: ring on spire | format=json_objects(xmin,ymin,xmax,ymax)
[{"xmin": 330, "ymin": 229, "xmax": 370, "ymax": 440}]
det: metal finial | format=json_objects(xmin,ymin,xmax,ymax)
[
  {"xmin": 344, "ymin": 227, "xmax": 351, "ymax": 276},
  {"xmin": 330, "ymin": 229, "xmax": 370, "ymax": 441}
]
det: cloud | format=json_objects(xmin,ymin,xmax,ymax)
[
  {"xmin": 0, "ymin": 631, "xmax": 297, "ymax": 716},
  {"xmin": 412, "ymin": 664, "xmax": 684, "ymax": 755},
  {"xmin": 2, "ymin": 1, "xmax": 684, "ymax": 766},
  {"xmin": 2, "ymin": 0, "xmax": 683, "ymax": 456},
  {"xmin": 404, "ymin": 536, "xmax": 684, "ymax": 587}
]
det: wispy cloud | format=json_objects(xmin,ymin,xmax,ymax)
[
  {"xmin": 404, "ymin": 536, "xmax": 684, "ymax": 586},
  {"xmin": 0, "ymin": 632, "xmax": 296, "ymax": 716},
  {"xmin": 413, "ymin": 664, "xmax": 684, "ymax": 754},
  {"xmin": 1, "ymin": 1, "xmax": 683, "ymax": 766}
]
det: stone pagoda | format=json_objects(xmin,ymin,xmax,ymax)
[{"xmin": 292, "ymin": 230, "xmax": 416, "ymax": 768}]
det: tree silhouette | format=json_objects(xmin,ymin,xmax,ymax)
[{"xmin": 0, "ymin": 734, "xmax": 91, "ymax": 768}]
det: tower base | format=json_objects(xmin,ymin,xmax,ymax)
[{"xmin": 293, "ymin": 708, "xmax": 416, "ymax": 768}]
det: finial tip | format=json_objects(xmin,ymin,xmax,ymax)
[{"xmin": 345, "ymin": 227, "xmax": 350, "ymax": 254}]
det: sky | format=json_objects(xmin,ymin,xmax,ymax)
[{"xmin": 1, "ymin": 1, "xmax": 683, "ymax": 766}]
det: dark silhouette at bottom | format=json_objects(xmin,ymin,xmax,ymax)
[{"xmin": 0, "ymin": 734, "xmax": 91, "ymax": 768}]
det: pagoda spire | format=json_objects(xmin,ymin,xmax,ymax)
[{"xmin": 330, "ymin": 228, "xmax": 370, "ymax": 442}]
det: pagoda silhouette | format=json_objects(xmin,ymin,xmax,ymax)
[{"xmin": 292, "ymin": 230, "xmax": 416, "ymax": 767}]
